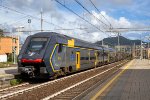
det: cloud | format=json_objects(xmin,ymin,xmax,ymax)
[
  {"xmin": 129, "ymin": 0, "xmax": 150, "ymax": 17},
  {"xmin": 3, "ymin": 9, "xmax": 148, "ymax": 43},
  {"xmin": 8, "ymin": 0, "xmax": 56, "ymax": 12},
  {"xmin": 91, "ymin": 11, "xmax": 133, "ymax": 28},
  {"xmin": 51, "ymin": 10, "xmax": 144, "ymax": 43},
  {"xmin": 4, "ymin": 0, "xmax": 63, "ymax": 20},
  {"xmin": 1, "ymin": 0, "xmax": 149, "ymax": 44}
]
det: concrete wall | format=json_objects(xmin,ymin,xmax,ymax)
[{"xmin": 0, "ymin": 54, "xmax": 7, "ymax": 62}]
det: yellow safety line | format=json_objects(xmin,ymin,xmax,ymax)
[
  {"xmin": 91, "ymin": 60, "xmax": 134, "ymax": 100},
  {"xmin": 50, "ymin": 44, "xmax": 59, "ymax": 72}
]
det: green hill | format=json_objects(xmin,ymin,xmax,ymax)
[{"xmin": 95, "ymin": 36, "xmax": 143, "ymax": 46}]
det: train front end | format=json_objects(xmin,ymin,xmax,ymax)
[{"xmin": 18, "ymin": 36, "xmax": 49, "ymax": 78}]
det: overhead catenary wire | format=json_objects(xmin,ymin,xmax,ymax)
[
  {"xmin": 54, "ymin": 0, "xmax": 112, "ymax": 37},
  {"xmin": 74, "ymin": 0, "xmax": 110, "ymax": 29},
  {"xmin": 9, "ymin": 15, "xmax": 31, "ymax": 25},
  {"xmin": 88, "ymin": 0, "xmax": 120, "ymax": 40},
  {"xmin": 0, "ymin": 4, "xmax": 90, "ymax": 31},
  {"xmin": 54, "ymin": 0, "xmax": 103, "ymax": 32},
  {"xmin": 87, "ymin": 0, "xmax": 119, "ymax": 47},
  {"xmin": 88, "ymin": 0, "xmax": 113, "ymax": 29},
  {"xmin": 17, "ymin": 27, "xmax": 89, "ymax": 32},
  {"xmin": 1, "ymin": 0, "xmax": 112, "ymax": 38},
  {"xmin": 0, "ymin": 5, "xmax": 63, "ymax": 29},
  {"xmin": 6, "ymin": 14, "xmax": 40, "ymax": 26},
  {"xmin": 74, "ymin": 0, "xmax": 114, "ymax": 38}
]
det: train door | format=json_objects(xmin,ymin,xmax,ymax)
[
  {"xmin": 76, "ymin": 52, "xmax": 80, "ymax": 70},
  {"xmin": 95, "ymin": 51, "xmax": 98, "ymax": 67}
]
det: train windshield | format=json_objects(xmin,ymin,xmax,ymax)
[{"xmin": 26, "ymin": 38, "xmax": 48, "ymax": 53}]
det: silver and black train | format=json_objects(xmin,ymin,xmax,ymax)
[{"xmin": 17, "ymin": 32, "xmax": 131, "ymax": 78}]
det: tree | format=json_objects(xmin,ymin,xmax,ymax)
[{"xmin": 0, "ymin": 29, "xmax": 4, "ymax": 36}]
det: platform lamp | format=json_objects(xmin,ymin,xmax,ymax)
[{"xmin": 28, "ymin": 19, "xmax": 31, "ymax": 34}]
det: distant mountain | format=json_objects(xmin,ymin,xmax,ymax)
[{"xmin": 95, "ymin": 36, "xmax": 145, "ymax": 46}]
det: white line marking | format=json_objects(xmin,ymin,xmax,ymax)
[
  {"xmin": 0, "ymin": 83, "xmax": 29, "ymax": 92},
  {"xmin": 0, "ymin": 61, "xmax": 124, "ymax": 99},
  {"xmin": 42, "ymin": 61, "xmax": 127, "ymax": 100}
]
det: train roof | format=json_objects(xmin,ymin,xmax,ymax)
[
  {"xmin": 108, "ymin": 48, "xmax": 116, "ymax": 52},
  {"xmin": 31, "ymin": 32, "xmax": 103, "ymax": 50}
]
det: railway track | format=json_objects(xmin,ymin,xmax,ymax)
[
  {"xmin": 0, "ymin": 60, "xmax": 129, "ymax": 100},
  {"xmin": 0, "ymin": 82, "xmax": 29, "ymax": 96},
  {"xmin": 43, "ymin": 60, "xmax": 128, "ymax": 100},
  {"xmin": 0, "ymin": 82, "xmax": 42, "ymax": 99}
]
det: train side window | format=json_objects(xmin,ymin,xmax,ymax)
[{"xmin": 58, "ymin": 44, "xmax": 63, "ymax": 53}]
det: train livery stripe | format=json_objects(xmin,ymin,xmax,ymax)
[{"xmin": 50, "ymin": 44, "xmax": 59, "ymax": 72}]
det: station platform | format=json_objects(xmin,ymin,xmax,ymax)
[
  {"xmin": 0, "ymin": 67, "xmax": 18, "ymax": 87},
  {"xmin": 0, "ymin": 67, "xmax": 18, "ymax": 77},
  {"xmin": 83, "ymin": 59, "xmax": 150, "ymax": 100}
]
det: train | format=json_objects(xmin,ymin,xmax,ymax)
[{"xmin": 17, "ymin": 32, "xmax": 131, "ymax": 79}]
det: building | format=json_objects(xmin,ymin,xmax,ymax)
[
  {"xmin": 0, "ymin": 52, "xmax": 7, "ymax": 62},
  {"xmin": 115, "ymin": 44, "xmax": 150, "ymax": 59},
  {"xmin": 148, "ymin": 49, "xmax": 150, "ymax": 59},
  {"xmin": 115, "ymin": 45, "xmax": 132, "ymax": 54},
  {"xmin": 133, "ymin": 45, "xmax": 149, "ymax": 59},
  {"xmin": 0, "ymin": 36, "xmax": 19, "ymax": 62}
]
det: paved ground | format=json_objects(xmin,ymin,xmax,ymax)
[
  {"xmin": 0, "ymin": 67, "xmax": 17, "ymax": 74},
  {"xmin": 82, "ymin": 59, "xmax": 150, "ymax": 100},
  {"xmin": 0, "ymin": 67, "xmax": 18, "ymax": 79}
]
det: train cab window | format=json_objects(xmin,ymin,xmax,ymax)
[{"xmin": 26, "ymin": 38, "xmax": 48, "ymax": 53}]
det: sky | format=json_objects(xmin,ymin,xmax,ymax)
[{"xmin": 0, "ymin": 0, "xmax": 150, "ymax": 43}]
